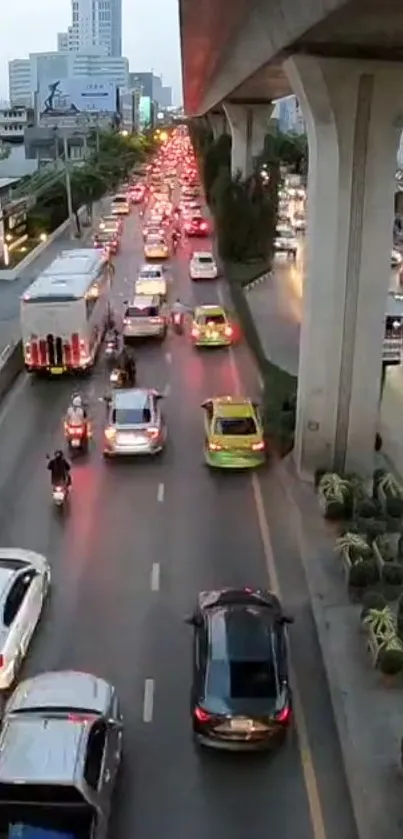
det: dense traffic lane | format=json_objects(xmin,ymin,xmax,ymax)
[{"xmin": 0, "ymin": 204, "xmax": 356, "ymax": 839}]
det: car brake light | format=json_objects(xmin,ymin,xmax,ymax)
[
  {"xmin": 276, "ymin": 705, "xmax": 291, "ymax": 724},
  {"xmin": 123, "ymin": 318, "xmax": 130, "ymax": 325},
  {"xmin": 0, "ymin": 655, "xmax": 4, "ymax": 668},
  {"xmin": 209, "ymin": 442, "xmax": 222, "ymax": 451},
  {"xmin": 24, "ymin": 343, "xmax": 31, "ymax": 361},
  {"xmin": 104, "ymin": 427, "xmax": 116, "ymax": 441},
  {"xmin": 194, "ymin": 707, "xmax": 212, "ymax": 723},
  {"xmin": 252, "ymin": 441, "xmax": 265, "ymax": 451},
  {"xmin": 200, "ymin": 223, "xmax": 207, "ymax": 230},
  {"xmin": 67, "ymin": 713, "xmax": 97, "ymax": 723},
  {"xmin": 150, "ymin": 317, "xmax": 163, "ymax": 324},
  {"xmin": 191, "ymin": 326, "xmax": 200, "ymax": 338},
  {"xmin": 147, "ymin": 427, "xmax": 159, "ymax": 439},
  {"xmin": 224, "ymin": 326, "xmax": 233, "ymax": 337}
]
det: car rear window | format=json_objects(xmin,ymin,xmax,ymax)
[
  {"xmin": 125, "ymin": 306, "xmax": 159, "ymax": 318},
  {"xmin": 198, "ymin": 256, "xmax": 213, "ymax": 264},
  {"xmin": 202, "ymin": 314, "xmax": 225, "ymax": 325},
  {"xmin": 214, "ymin": 417, "xmax": 256, "ymax": 435},
  {"xmin": 139, "ymin": 270, "xmax": 162, "ymax": 279},
  {"xmin": 112, "ymin": 196, "xmax": 127, "ymax": 203},
  {"xmin": 113, "ymin": 407, "xmax": 151, "ymax": 425},
  {"xmin": 206, "ymin": 659, "xmax": 278, "ymax": 700}
]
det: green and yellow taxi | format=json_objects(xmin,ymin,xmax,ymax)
[
  {"xmin": 201, "ymin": 396, "xmax": 266, "ymax": 468},
  {"xmin": 191, "ymin": 305, "xmax": 233, "ymax": 347}
]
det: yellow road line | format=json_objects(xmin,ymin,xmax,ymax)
[{"xmin": 223, "ymin": 316, "xmax": 327, "ymax": 839}]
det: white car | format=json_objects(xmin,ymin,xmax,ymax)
[
  {"xmin": 135, "ymin": 264, "xmax": 168, "ymax": 299},
  {"xmin": 293, "ymin": 214, "xmax": 306, "ymax": 232},
  {"xmin": 190, "ymin": 252, "xmax": 218, "ymax": 280},
  {"xmin": 274, "ymin": 226, "xmax": 298, "ymax": 259},
  {"xmin": 391, "ymin": 248, "xmax": 402, "ymax": 267},
  {"xmin": 0, "ymin": 548, "xmax": 50, "ymax": 688}
]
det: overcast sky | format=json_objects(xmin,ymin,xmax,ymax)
[{"xmin": 1, "ymin": 0, "xmax": 182, "ymax": 102}]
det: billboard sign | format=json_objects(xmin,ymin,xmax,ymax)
[{"xmin": 39, "ymin": 78, "xmax": 116, "ymax": 116}]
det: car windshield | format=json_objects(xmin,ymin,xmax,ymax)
[
  {"xmin": 126, "ymin": 306, "xmax": 159, "ymax": 317},
  {"xmin": 113, "ymin": 407, "xmax": 151, "ymax": 425},
  {"xmin": 147, "ymin": 237, "xmax": 163, "ymax": 245},
  {"xmin": 214, "ymin": 417, "xmax": 256, "ymax": 435},
  {"xmin": 198, "ymin": 256, "xmax": 213, "ymax": 264},
  {"xmin": 202, "ymin": 314, "xmax": 225, "ymax": 325}
]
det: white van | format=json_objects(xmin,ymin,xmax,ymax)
[{"xmin": 135, "ymin": 264, "xmax": 168, "ymax": 299}]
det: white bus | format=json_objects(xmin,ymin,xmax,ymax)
[{"xmin": 21, "ymin": 249, "xmax": 110, "ymax": 375}]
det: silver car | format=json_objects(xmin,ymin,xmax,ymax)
[
  {"xmin": 103, "ymin": 387, "xmax": 166, "ymax": 457},
  {"xmin": 122, "ymin": 295, "xmax": 167, "ymax": 341},
  {"xmin": 0, "ymin": 670, "xmax": 123, "ymax": 839}
]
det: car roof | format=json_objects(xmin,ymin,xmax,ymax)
[
  {"xmin": 112, "ymin": 388, "xmax": 150, "ymax": 410},
  {"xmin": 195, "ymin": 305, "xmax": 224, "ymax": 317},
  {"xmin": 0, "ymin": 715, "xmax": 87, "ymax": 786},
  {"xmin": 6, "ymin": 671, "xmax": 112, "ymax": 716},
  {"xmin": 207, "ymin": 603, "xmax": 276, "ymax": 662},
  {"xmin": 139, "ymin": 263, "xmax": 163, "ymax": 272},
  {"xmin": 212, "ymin": 396, "xmax": 254, "ymax": 418},
  {"xmin": 193, "ymin": 252, "xmax": 213, "ymax": 260}
]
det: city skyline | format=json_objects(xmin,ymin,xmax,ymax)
[{"xmin": 0, "ymin": 0, "xmax": 182, "ymax": 103}]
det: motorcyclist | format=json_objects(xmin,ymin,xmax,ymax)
[
  {"xmin": 117, "ymin": 345, "xmax": 136, "ymax": 385},
  {"xmin": 66, "ymin": 394, "xmax": 86, "ymax": 425},
  {"xmin": 47, "ymin": 450, "xmax": 71, "ymax": 488},
  {"xmin": 172, "ymin": 298, "xmax": 187, "ymax": 317}
]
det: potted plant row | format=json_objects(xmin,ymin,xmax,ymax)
[
  {"xmin": 334, "ymin": 532, "xmax": 379, "ymax": 596},
  {"xmin": 360, "ymin": 593, "xmax": 403, "ymax": 678},
  {"xmin": 316, "ymin": 473, "xmax": 353, "ymax": 521},
  {"xmin": 372, "ymin": 533, "xmax": 403, "ymax": 599},
  {"xmin": 374, "ymin": 470, "xmax": 403, "ymax": 521}
]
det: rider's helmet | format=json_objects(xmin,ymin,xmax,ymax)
[
  {"xmin": 54, "ymin": 449, "xmax": 64, "ymax": 459},
  {"xmin": 72, "ymin": 395, "xmax": 82, "ymax": 408}
]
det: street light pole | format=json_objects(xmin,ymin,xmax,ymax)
[{"xmin": 63, "ymin": 133, "xmax": 74, "ymax": 239}]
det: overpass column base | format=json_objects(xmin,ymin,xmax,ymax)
[
  {"xmin": 283, "ymin": 56, "xmax": 403, "ymax": 479},
  {"xmin": 223, "ymin": 102, "xmax": 271, "ymax": 178}
]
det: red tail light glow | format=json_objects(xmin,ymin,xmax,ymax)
[
  {"xmin": 200, "ymin": 223, "xmax": 207, "ymax": 230},
  {"xmin": 150, "ymin": 317, "xmax": 163, "ymax": 324},
  {"xmin": 104, "ymin": 427, "xmax": 116, "ymax": 441},
  {"xmin": 252, "ymin": 441, "xmax": 265, "ymax": 452},
  {"xmin": 276, "ymin": 705, "xmax": 291, "ymax": 724},
  {"xmin": 224, "ymin": 326, "xmax": 233, "ymax": 337},
  {"xmin": 0, "ymin": 655, "xmax": 4, "ymax": 668},
  {"xmin": 209, "ymin": 442, "xmax": 222, "ymax": 451},
  {"xmin": 123, "ymin": 318, "xmax": 130, "ymax": 325},
  {"xmin": 191, "ymin": 326, "xmax": 200, "ymax": 338},
  {"xmin": 147, "ymin": 427, "xmax": 159, "ymax": 440},
  {"xmin": 194, "ymin": 707, "xmax": 211, "ymax": 723}
]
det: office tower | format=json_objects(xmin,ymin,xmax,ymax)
[
  {"xmin": 8, "ymin": 59, "xmax": 31, "ymax": 106},
  {"xmin": 58, "ymin": 0, "xmax": 122, "ymax": 57}
]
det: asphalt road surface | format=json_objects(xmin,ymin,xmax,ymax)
[{"xmin": 0, "ymin": 201, "xmax": 358, "ymax": 839}]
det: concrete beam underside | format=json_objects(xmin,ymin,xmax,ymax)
[
  {"xmin": 223, "ymin": 102, "xmax": 272, "ymax": 178},
  {"xmin": 287, "ymin": 56, "xmax": 403, "ymax": 479}
]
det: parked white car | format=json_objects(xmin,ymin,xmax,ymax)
[
  {"xmin": 0, "ymin": 548, "xmax": 50, "ymax": 688},
  {"xmin": 189, "ymin": 252, "xmax": 218, "ymax": 280}
]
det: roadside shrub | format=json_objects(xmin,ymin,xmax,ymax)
[
  {"xmin": 360, "ymin": 591, "xmax": 387, "ymax": 620},
  {"xmin": 212, "ymin": 168, "xmax": 276, "ymax": 263},
  {"xmin": 378, "ymin": 646, "xmax": 403, "ymax": 675}
]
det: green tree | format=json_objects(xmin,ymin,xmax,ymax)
[{"xmin": 212, "ymin": 169, "xmax": 276, "ymax": 263}]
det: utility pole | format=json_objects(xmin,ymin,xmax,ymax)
[{"xmin": 63, "ymin": 133, "xmax": 74, "ymax": 239}]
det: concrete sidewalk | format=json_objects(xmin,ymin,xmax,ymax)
[
  {"xmin": 0, "ymin": 198, "xmax": 107, "ymax": 354},
  {"xmin": 244, "ymin": 264, "xmax": 403, "ymax": 839}
]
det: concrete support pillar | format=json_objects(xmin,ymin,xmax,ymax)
[
  {"xmin": 208, "ymin": 111, "xmax": 227, "ymax": 140},
  {"xmin": 223, "ymin": 102, "xmax": 271, "ymax": 178},
  {"xmin": 283, "ymin": 56, "xmax": 403, "ymax": 478}
]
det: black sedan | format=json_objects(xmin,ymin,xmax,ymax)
[{"xmin": 185, "ymin": 587, "xmax": 293, "ymax": 751}]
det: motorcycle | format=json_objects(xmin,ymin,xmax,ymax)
[
  {"xmin": 172, "ymin": 311, "xmax": 184, "ymax": 335},
  {"xmin": 64, "ymin": 420, "xmax": 90, "ymax": 453},
  {"xmin": 52, "ymin": 481, "xmax": 69, "ymax": 508},
  {"xmin": 110, "ymin": 366, "xmax": 136, "ymax": 388},
  {"xmin": 104, "ymin": 334, "xmax": 120, "ymax": 365}
]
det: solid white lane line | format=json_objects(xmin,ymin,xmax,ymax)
[
  {"xmin": 165, "ymin": 352, "xmax": 172, "ymax": 364},
  {"xmin": 151, "ymin": 562, "xmax": 160, "ymax": 591},
  {"xmin": 143, "ymin": 679, "xmax": 154, "ymax": 722},
  {"xmin": 157, "ymin": 482, "xmax": 165, "ymax": 503}
]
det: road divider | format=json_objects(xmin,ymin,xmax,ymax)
[{"xmin": 0, "ymin": 341, "xmax": 24, "ymax": 400}]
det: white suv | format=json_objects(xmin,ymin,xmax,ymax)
[{"xmin": 190, "ymin": 252, "xmax": 218, "ymax": 280}]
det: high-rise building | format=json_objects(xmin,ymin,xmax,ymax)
[
  {"xmin": 58, "ymin": 0, "xmax": 122, "ymax": 57},
  {"xmin": 129, "ymin": 72, "xmax": 166, "ymax": 106},
  {"xmin": 160, "ymin": 86, "xmax": 172, "ymax": 108},
  {"xmin": 8, "ymin": 60, "xmax": 32, "ymax": 106},
  {"xmin": 273, "ymin": 95, "xmax": 305, "ymax": 134}
]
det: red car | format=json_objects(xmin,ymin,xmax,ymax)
[{"xmin": 185, "ymin": 216, "xmax": 209, "ymax": 237}]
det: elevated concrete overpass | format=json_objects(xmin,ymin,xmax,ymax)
[{"xmin": 180, "ymin": 0, "xmax": 403, "ymax": 480}]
